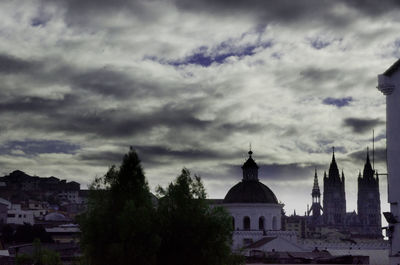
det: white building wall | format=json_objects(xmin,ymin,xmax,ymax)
[
  {"xmin": 221, "ymin": 203, "xmax": 283, "ymax": 249},
  {"xmin": 378, "ymin": 69, "xmax": 400, "ymax": 265},
  {"xmin": 7, "ymin": 205, "xmax": 34, "ymax": 225},
  {"xmin": 222, "ymin": 203, "xmax": 282, "ymax": 231}
]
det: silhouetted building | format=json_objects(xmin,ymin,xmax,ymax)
[
  {"xmin": 357, "ymin": 149, "xmax": 381, "ymax": 236},
  {"xmin": 307, "ymin": 148, "xmax": 382, "ymax": 238},
  {"xmin": 308, "ymin": 169, "xmax": 323, "ymax": 222},
  {"xmin": 323, "ymin": 148, "xmax": 346, "ymax": 227}
]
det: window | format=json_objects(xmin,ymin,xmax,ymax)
[
  {"xmin": 243, "ymin": 216, "xmax": 250, "ymax": 230},
  {"xmin": 259, "ymin": 217, "xmax": 265, "ymax": 230},
  {"xmin": 7, "ymin": 214, "xmax": 15, "ymax": 218},
  {"xmin": 232, "ymin": 216, "xmax": 235, "ymax": 230}
]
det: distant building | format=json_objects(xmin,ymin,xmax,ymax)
[
  {"xmin": 214, "ymin": 150, "xmax": 296, "ymax": 250},
  {"xmin": 306, "ymin": 148, "xmax": 382, "ymax": 238},
  {"xmin": 357, "ymin": 149, "xmax": 381, "ymax": 237},
  {"xmin": 323, "ymin": 148, "xmax": 346, "ymax": 227}
]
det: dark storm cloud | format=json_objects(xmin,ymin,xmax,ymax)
[
  {"xmin": 40, "ymin": 0, "xmax": 400, "ymax": 30},
  {"xmin": 218, "ymin": 122, "xmax": 264, "ymax": 134},
  {"xmin": 348, "ymin": 147, "xmax": 386, "ymax": 165},
  {"xmin": 323, "ymin": 97, "xmax": 353, "ymax": 107},
  {"xmin": 135, "ymin": 145, "xmax": 243, "ymax": 161},
  {"xmin": 80, "ymin": 145, "xmax": 244, "ymax": 167},
  {"xmin": 300, "ymin": 67, "xmax": 342, "ymax": 84},
  {"xmin": 72, "ymin": 68, "xmax": 140, "ymax": 98},
  {"xmin": 79, "ymin": 151, "xmax": 125, "ymax": 164},
  {"xmin": 23, "ymin": 102, "xmax": 211, "ymax": 138},
  {"xmin": 0, "ymin": 140, "xmax": 80, "ymax": 156},
  {"xmin": 223, "ymin": 162, "xmax": 324, "ymax": 182},
  {"xmin": 0, "ymin": 94, "xmax": 78, "ymax": 113},
  {"xmin": 0, "ymin": 54, "xmax": 39, "ymax": 74},
  {"xmin": 0, "ymin": 53, "xmax": 163, "ymax": 100},
  {"xmin": 343, "ymin": 118, "xmax": 384, "ymax": 133}
]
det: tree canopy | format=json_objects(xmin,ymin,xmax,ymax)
[
  {"xmin": 79, "ymin": 149, "xmax": 160, "ymax": 265},
  {"xmin": 157, "ymin": 168, "xmax": 242, "ymax": 265},
  {"xmin": 79, "ymin": 149, "xmax": 243, "ymax": 265}
]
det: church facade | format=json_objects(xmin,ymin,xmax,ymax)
[
  {"xmin": 308, "ymin": 148, "xmax": 382, "ymax": 238},
  {"xmin": 217, "ymin": 150, "xmax": 296, "ymax": 249}
]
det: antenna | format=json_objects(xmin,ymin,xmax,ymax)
[{"xmin": 372, "ymin": 130, "xmax": 375, "ymax": 170}]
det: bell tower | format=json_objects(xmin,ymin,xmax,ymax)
[
  {"xmin": 323, "ymin": 147, "xmax": 346, "ymax": 227},
  {"xmin": 357, "ymin": 148, "xmax": 381, "ymax": 237},
  {"xmin": 309, "ymin": 169, "xmax": 323, "ymax": 221}
]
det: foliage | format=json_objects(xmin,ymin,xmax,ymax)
[
  {"xmin": 16, "ymin": 253, "xmax": 33, "ymax": 265},
  {"xmin": 16, "ymin": 239, "xmax": 61, "ymax": 265},
  {"xmin": 9, "ymin": 224, "xmax": 52, "ymax": 244},
  {"xmin": 157, "ymin": 168, "xmax": 243, "ymax": 265},
  {"xmin": 80, "ymin": 150, "xmax": 244, "ymax": 265},
  {"xmin": 1, "ymin": 224, "xmax": 14, "ymax": 243},
  {"xmin": 79, "ymin": 149, "xmax": 160, "ymax": 265}
]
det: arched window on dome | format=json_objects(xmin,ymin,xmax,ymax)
[
  {"xmin": 258, "ymin": 216, "xmax": 265, "ymax": 230},
  {"xmin": 232, "ymin": 216, "xmax": 235, "ymax": 230},
  {"xmin": 272, "ymin": 216, "xmax": 277, "ymax": 230},
  {"xmin": 243, "ymin": 216, "xmax": 250, "ymax": 230}
]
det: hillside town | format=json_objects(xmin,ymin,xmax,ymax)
[{"xmin": 0, "ymin": 147, "xmax": 390, "ymax": 264}]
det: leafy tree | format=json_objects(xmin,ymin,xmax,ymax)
[
  {"xmin": 1, "ymin": 224, "xmax": 14, "ymax": 243},
  {"xmin": 79, "ymin": 149, "xmax": 160, "ymax": 265},
  {"xmin": 16, "ymin": 239, "xmax": 61, "ymax": 265},
  {"xmin": 157, "ymin": 168, "xmax": 244, "ymax": 265},
  {"xmin": 13, "ymin": 224, "xmax": 52, "ymax": 243}
]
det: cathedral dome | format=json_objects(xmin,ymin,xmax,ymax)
[{"xmin": 223, "ymin": 180, "xmax": 278, "ymax": 203}]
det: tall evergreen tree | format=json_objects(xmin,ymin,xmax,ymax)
[
  {"xmin": 156, "ymin": 168, "xmax": 243, "ymax": 265},
  {"xmin": 79, "ymin": 149, "xmax": 160, "ymax": 265}
]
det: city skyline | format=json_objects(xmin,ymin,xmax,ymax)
[{"xmin": 0, "ymin": 0, "xmax": 397, "ymax": 218}]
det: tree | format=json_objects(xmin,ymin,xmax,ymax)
[
  {"xmin": 156, "ymin": 168, "xmax": 244, "ymax": 265},
  {"xmin": 79, "ymin": 149, "xmax": 160, "ymax": 265},
  {"xmin": 16, "ymin": 239, "xmax": 61, "ymax": 265}
]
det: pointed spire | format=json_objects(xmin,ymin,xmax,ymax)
[
  {"xmin": 312, "ymin": 169, "xmax": 320, "ymax": 190},
  {"xmin": 329, "ymin": 146, "xmax": 340, "ymax": 180},
  {"xmin": 363, "ymin": 147, "xmax": 374, "ymax": 179},
  {"xmin": 312, "ymin": 169, "xmax": 321, "ymax": 197}
]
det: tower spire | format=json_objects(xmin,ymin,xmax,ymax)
[
  {"xmin": 372, "ymin": 130, "xmax": 375, "ymax": 170},
  {"xmin": 313, "ymin": 169, "xmax": 320, "ymax": 191},
  {"xmin": 363, "ymin": 147, "xmax": 374, "ymax": 179},
  {"xmin": 329, "ymin": 146, "xmax": 340, "ymax": 180}
]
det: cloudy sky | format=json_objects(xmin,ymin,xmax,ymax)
[{"xmin": 0, "ymin": 0, "xmax": 397, "ymax": 217}]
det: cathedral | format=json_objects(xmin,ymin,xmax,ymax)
[{"xmin": 308, "ymin": 148, "xmax": 382, "ymax": 238}]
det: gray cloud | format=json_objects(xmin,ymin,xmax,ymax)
[
  {"xmin": 0, "ymin": 140, "xmax": 80, "ymax": 156},
  {"xmin": 343, "ymin": 118, "xmax": 385, "ymax": 134},
  {"xmin": 300, "ymin": 68, "xmax": 341, "ymax": 84},
  {"xmin": 0, "ymin": 0, "xmax": 394, "ymax": 217},
  {"xmin": 0, "ymin": 54, "xmax": 40, "ymax": 74},
  {"xmin": 0, "ymin": 94, "xmax": 78, "ymax": 113},
  {"xmin": 348, "ymin": 147, "xmax": 386, "ymax": 165}
]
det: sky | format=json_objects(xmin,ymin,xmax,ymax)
[{"xmin": 0, "ymin": 0, "xmax": 398, "ymax": 218}]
